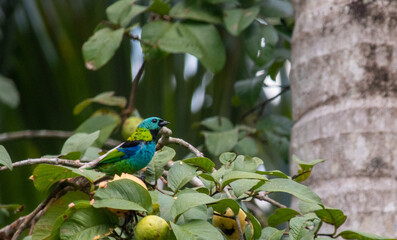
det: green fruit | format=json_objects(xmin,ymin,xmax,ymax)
[
  {"xmin": 122, "ymin": 116, "xmax": 143, "ymax": 140},
  {"xmin": 135, "ymin": 215, "xmax": 169, "ymax": 240}
]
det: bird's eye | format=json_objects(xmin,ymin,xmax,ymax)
[{"xmin": 152, "ymin": 119, "xmax": 158, "ymax": 123}]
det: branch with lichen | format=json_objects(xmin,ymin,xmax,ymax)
[
  {"xmin": 0, "ymin": 158, "xmax": 84, "ymax": 171},
  {"xmin": 0, "ymin": 130, "xmax": 121, "ymax": 147},
  {"xmin": 0, "ymin": 127, "xmax": 204, "ymax": 172}
]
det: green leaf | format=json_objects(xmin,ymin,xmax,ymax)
[
  {"xmin": 222, "ymin": 171, "xmax": 268, "ymax": 188},
  {"xmin": 141, "ymin": 21, "xmax": 226, "ymax": 73},
  {"xmin": 82, "ymin": 27, "xmax": 124, "ymax": 70},
  {"xmin": 146, "ymin": 146, "xmax": 176, "ymax": 182},
  {"xmin": 289, "ymin": 215, "xmax": 321, "ymax": 240},
  {"xmin": 169, "ymin": 1, "xmax": 222, "ymax": 24},
  {"xmin": 224, "ymin": 6, "xmax": 260, "ymax": 36},
  {"xmin": 219, "ymin": 152, "xmax": 237, "ymax": 164},
  {"xmin": 61, "ymin": 131, "xmax": 100, "ymax": 155},
  {"xmin": 59, "ymin": 207, "xmax": 118, "ymax": 240},
  {"xmin": 230, "ymin": 179, "xmax": 260, "ymax": 198},
  {"xmin": 315, "ymin": 208, "xmax": 346, "ymax": 231},
  {"xmin": 268, "ymin": 60, "xmax": 286, "ymax": 80},
  {"xmin": 298, "ymin": 201, "xmax": 322, "ymax": 214},
  {"xmin": 257, "ymin": 178, "xmax": 322, "ymax": 204},
  {"xmin": 75, "ymin": 114, "xmax": 120, "ymax": 147},
  {"xmin": 182, "ymin": 204, "xmax": 208, "ymax": 222},
  {"xmin": 32, "ymin": 191, "xmax": 89, "ymax": 240},
  {"xmin": 234, "ymin": 75, "xmax": 265, "ymax": 106},
  {"xmin": 260, "ymin": 0, "xmax": 293, "ymax": 18},
  {"xmin": 209, "ymin": 199, "xmax": 240, "ymax": 216},
  {"xmin": 257, "ymin": 170, "xmax": 290, "ymax": 179},
  {"xmin": 260, "ymin": 227, "xmax": 285, "ymax": 240},
  {"xmin": 267, "ymin": 208, "xmax": 300, "ymax": 227},
  {"xmin": 0, "ymin": 145, "xmax": 13, "ymax": 170},
  {"xmin": 292, "ymin": 155, "xmax": 325, "ymax": 182},
  {"xmin": 243, "ymin": 209, "xmax": 262, "ymax": 239},
  {"xmin": 183, "ymin": 157, "xmax": 215, "ymax": 172},
  {"xmin": 167, "ymin": 161, "xmax": 197, "ymax": 192},
  {"xmin": 171, "ymin": 192, "xmax": 215, "ymax": 220},
  {"xmin": 148, "ymin": 0, "xmax": 170, "ymax": 15},
  {"xmin": 201, "ymin": 116, "xmax": 234, "ymax": 131},
  {"xmin": 198, "ymin": 173, "xmax": 217, "ymax": 185},
  {"xmin": 337, "ymin": 230, "xmax": 395, "ymax": 240},
  {"xmin": 0, "ymin": 75, "xmax": 19, "ymax": 108},
  {"xmin": 204, "ymin": 129, "xmax": 238, "ymax": 156},
  {"xmin": 106, "ymin": 0, "xmax": 147, "ymax": 27},
  {"xmin": 156, "ymin": 191, "xmax": 176, "ymax": 221},
  {"xmin": 171, "ymin": 220, "xmax": 224, "ymax": 240},
  {"xmin": 212, "ymin": 166, "xmax": 232, "ymax": 183},
  {"xmin": 82, "ymin": 147, "xmax": 101, "ymax": 161},
  {"xmin": 245, "ymin": 22, "xmax": 278, "ymax": 66},
  {"xmin": 59, "ymin": 152, "xmax": 82, "ymax": 160},
  {"xmin": 32, "ymin": 164, "xmax": 105, "ymax": 192},
  {"xmin": 74, "ymin": 91, "xmax": 127, "ymax": 114},
  {"xmin": 93, "ymin": 179, "xmax": 152, "ymax": 212},
  {"xmin": 51, "ymin": 201, "xmax": 92, "ymax": 240},
  {"xmin": 234, "ymin": 137, "xmax": 259, "ymax": 156},
  {"xmin": 256, "ymin": 115, "xmax": 291, "ymax": 135},
  {"xmin": 233, "ymin": 155, "xmax": 263, "ymax": 172}
]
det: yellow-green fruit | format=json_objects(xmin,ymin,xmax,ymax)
[
  {"xmin": 213, "ymin": 209, "xmax": 249, "ymax": 240},
  {"xmin": 135, "ymin": 215, "xmax": 169, "ymax": 240},
  {"xmin": 122, "ymin": 116, "xmax": 143, "ymax": 140}
]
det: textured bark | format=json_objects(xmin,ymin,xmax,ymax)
[{"xmin": 290, "ymin": 0, "xmax": 397, "ymax": 236}]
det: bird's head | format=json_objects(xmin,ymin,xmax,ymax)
[{"xmin": 137, "ymin": 117, "xmax": 169, "ymax": 137}]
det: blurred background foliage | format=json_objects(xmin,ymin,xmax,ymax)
[{"xmin": 0, "ymin": 0, "xmax": 293, "ymax": 227}]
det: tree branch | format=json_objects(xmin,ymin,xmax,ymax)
[
  {"xmin": 0, "ymin": 130, "xmax": 121, "ymax": 147},
  {"xmin": 254, "ymin": 192, "xmax": 287, "ymax": 208},
  {"xmin": 8, "ymin": 186, "xmax": 71, "ymax": 240},
  {"xmin": 156, "ymin": 127, "xmax": 204, "ymax": 157},
  {"xmin": 0, "ymin": 158, "xmax": 84, "ymax": 171},
  {"xmin": 240, "ymin": 85, "xmax": 290, "ymax": 121},
  {"xmin": 123, "ymin": 61, "xmax": 146, "ymax": 120}
]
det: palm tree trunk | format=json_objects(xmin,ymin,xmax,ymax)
[{"xmin": 290, "ymin": 0, "xmax": 397, "ymax": 236}]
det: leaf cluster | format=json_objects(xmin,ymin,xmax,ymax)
[{"xmin": 1, "ymin": 144, "xmax": 392, "ymax": 240}]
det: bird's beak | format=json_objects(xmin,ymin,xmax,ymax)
[{"xmin": 159, "ymin": 120, "xmax": 170, "ymax": 127}]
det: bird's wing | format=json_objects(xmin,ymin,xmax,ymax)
[{"xmin": 98, "ymin": 140, "xmax": 143, "ymax": 165}]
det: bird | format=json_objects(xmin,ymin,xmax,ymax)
[{"xmin": 90, "ymin": 117, "xmax": 169, "ymax": 176}]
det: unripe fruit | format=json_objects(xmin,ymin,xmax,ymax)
[
  {"xmin": 112, "ymin": 173, "xmax": 147, "ymax": 190},
  {"xmin": 213, "ymin": 208, "xmax": 250, "ymax": 240},
  {"xmin": 135, "ymin": 215, "xmax": 169, "ymax": 240},
  {"xmin": 122, "ymin": 116, "xmax": 143, "ymax": 140}
]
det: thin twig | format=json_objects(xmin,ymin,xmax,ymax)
[
  {"xmin": 0, "ymin": 158, "xmax": 84, "ymax": 171},
  {"xmin": 254, "ymin": 192, "xmax": 287, "ymax": 208},
  {"xmin": 160, "ymin": 176, "xmax": 168, "ymax": 185},
  {"xmin": 240, "ymin": 85, "xmax": 290, "ymax": 121},
  {"xmin": 224, "ymin": 188, "xmax": 244, "ymax": 240},
  {"xmin": 0, "ymin": 130, "xmax": 121, "ymax": 147},
  {"xmin": 155, "ymin": 186, "xmax": 172, "ymax": 196},
  {"xmin": 156, "ymin": 127, "xmax": 204, "ymax": 157},
  {"xmin": 126, "ymin": 32, "xmax": 153, "ymax": 47},
  {"xmin": 123, "ymin": 61, "xmax": 146, "ymax": 120},
  {"xmin": 29, "ymin": 198, "xmax": 56, "ymax": 235},
  {"xmin": 291, "ymin": 170, "xmax": 311, "ymax": 180}
]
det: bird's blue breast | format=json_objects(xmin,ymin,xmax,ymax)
[{"xmin": 118, "ymin": 141, "xmax": 156, "ymax": 171}]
